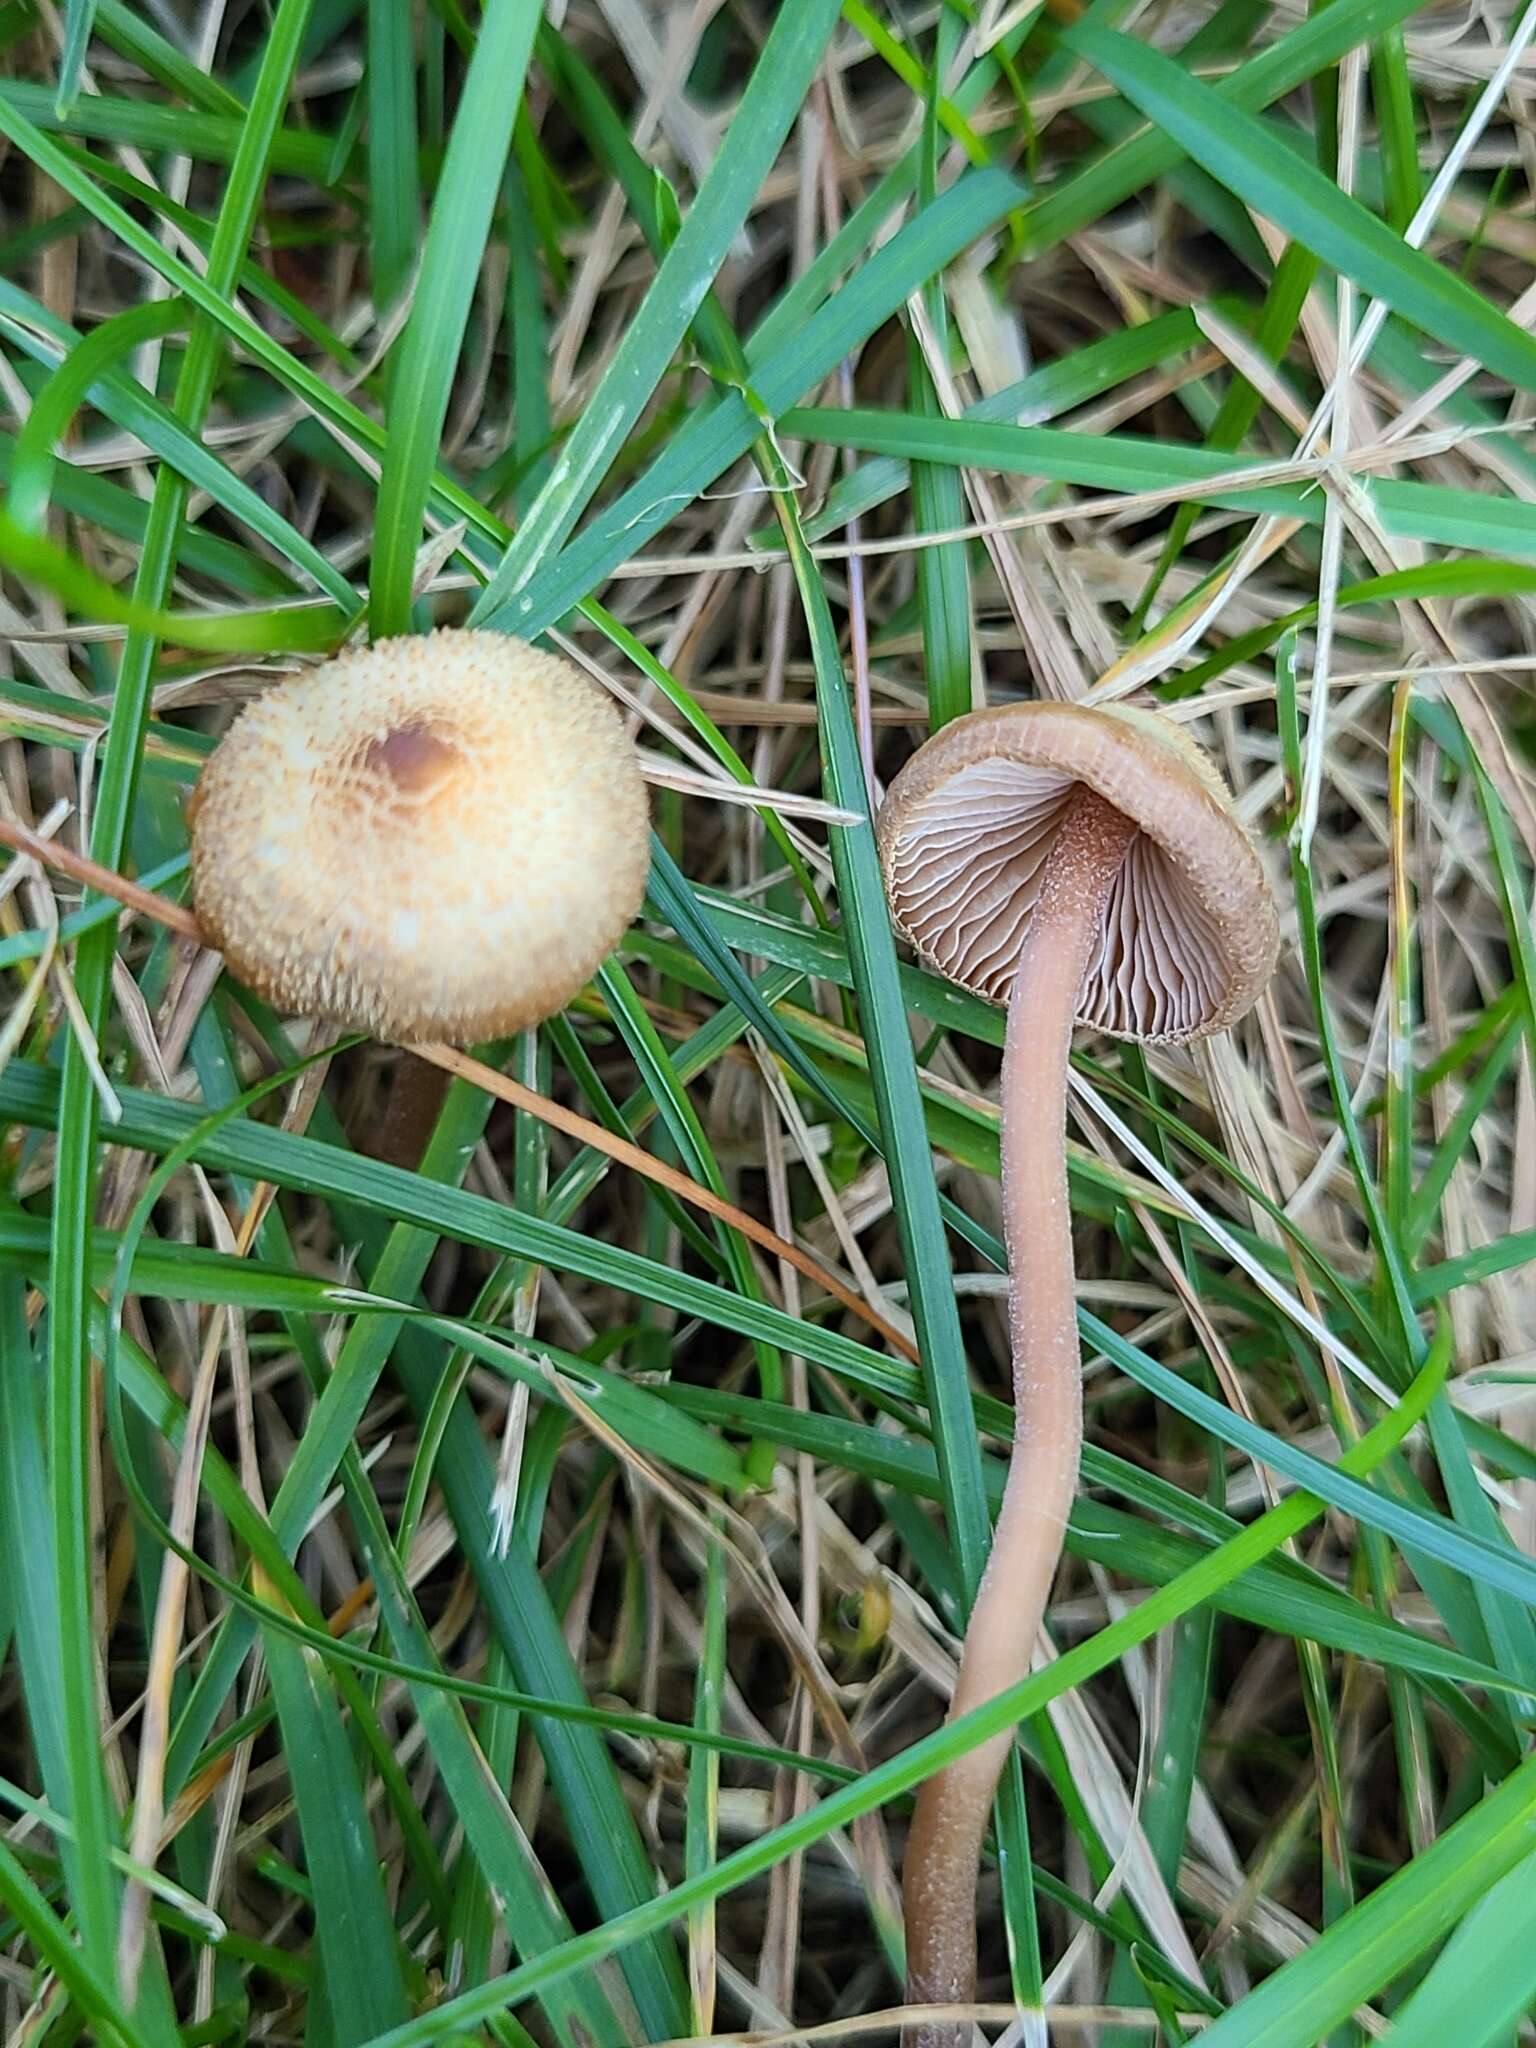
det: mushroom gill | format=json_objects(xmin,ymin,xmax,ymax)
[{"xmin": 881, "ymin": 701, "xmax": 1277, "ymax": 1039}]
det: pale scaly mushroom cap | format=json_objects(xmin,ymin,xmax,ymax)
[
  {"xmin": 190, "ymin": 628, "xmax": 650, "ymax": 1046},
  {"xmin": 877, "ymin": 702, "xmax": 1279, "ymax": 1043}
]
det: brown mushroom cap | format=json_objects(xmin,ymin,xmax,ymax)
[
  {"xmin": 877, "ymin": 701, "xmax": 1278, "ymax": 1043},
  {"xmin": 190, "ymin": 628, "xmax": 650, "ymax": 1046}
]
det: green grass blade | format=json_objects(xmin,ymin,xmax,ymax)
[
  {"xmin": 52, "ymin": 0, "xmax": 96, "ymax": 118},
  {"xmin": 92, "ymin": 0, "xmax": 244, "ymax": 114},
  {"xmin": 764, "ymin": 443, "xmax": 1001, "ymax": 1809},
  {"xmin": 1384, "ymin": 1851, "xmax": 1536, "ymax": 2048},
  {"xmin": 503, "ymin": 155, "xmax": 553, "ymax": 512},
  {"xmin": 1095, "ymin": 1310, "xmax": 1536, "ymax": 1610},
  {"xmin": 0, "ymin": 1831, "xmax": 158, "ymax": 2048},
  {"xmin": 259, "ymin": 1626, "xmax": 411, "ymax": 2043},
  {"xmin": 482, "ymin": 168, "xmax": 1026, "ymax": 636},
  {"xmin": 144, "ymin": 1067, "xmax": 692, "ymax": 2039},
  {"xmin": 0, "ymin": 511, "xmax": 345, "ymax": 650},
  {"xmin": 0, "ymin": 1058, "xmax": 911, "ymax": 1396},
  {"xmin": 1065, "ymin": 25, "xmax": 1536, "ymax": 392},
  {"xmin": 1370, "ymin": 27, "xmax": 1422, "ymax": 234},
  {"xmin": 390, "ymin": 1380, "xmax": 694, "ymax": 2036},
  {"xmin": 10, "ymin": 1, "xmax": 1530, "ymax": 2034},
  {"xmin": 0, "ymin": 1271, "xmax": 70, "ymax": 1809},
  {"xmin": 8, "ymin": 299, "xmax": 186, "ymax": 533},
  {"xmin": 1028, "ymin": 0, "xmax": 1449, "ymax": 253},
  {"xmin": 686, "ymin": 1522, "xmax": 728, "ymax": 2028},
  {"xmin": 467, "ymin": 0, "xmax": 845, "ymax": 624},
  {"xmin": 785, "ymin": 407, "xmax": 1536, "ymax": 561},
  {"xmin": 1190, "ymin": 1765, "xmax": 1536, "ymax": 2048},
  {"xmin": 0, "ymin": 76, "xmax": 329, "ymax": 175},
  {"xmin": 334, "ymin": 1338, "xmax": 1455, "ymax": 2045},
  {"xmin": 908, "ymin": 12, "xmax": 973, "ymax": 736},
  {"xmin": 798, "ymin": 303, "xmax": 1210, "ymax": 548},
  {"xmin": 1132, "ymin": 245, "xmax": 1316, "ymax": 628},
  {"xmin": 336, "ymin": 1456, "xmax": 633, "ymax": 2048},
  {"xmin": 40, "ymin": 0, "xmax": 314, "ymax": 1980},
  {"xmin": 366, "ymin": 0, "xmax": 419, "ymax": 312},
  {"xmin": 369, "ymin": 0, "xmax": 537, "ymax": 633}
]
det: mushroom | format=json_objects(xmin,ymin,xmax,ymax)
[
  {"xmin": 876, "ymin": 701, "xmax": 1278, "ymax": 2039},
  {"xmin": 189, "ymin": 627, "xmax": 650, "ymax": 1047}
]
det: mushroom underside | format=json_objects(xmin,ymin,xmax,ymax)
[{"xmin": 887, "ymin": 759, "xmax": 1230, "ymax": 1040}]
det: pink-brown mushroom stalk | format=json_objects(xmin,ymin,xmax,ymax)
[
  {"xmin": 877, "ymin": 702, "xmax": 1279, "ymax": 2041},
  {"xmin": 188, "ymin": 627, "xmax": 650, "ymax": 1048}
]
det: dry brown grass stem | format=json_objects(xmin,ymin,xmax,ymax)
[{"xmin": 0, "ymin": 824, "xmax": 916, "ymax": 1359}]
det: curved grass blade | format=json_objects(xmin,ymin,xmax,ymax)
[
  {"xmin": 1091, "ymin": 1312, "xmax": 1536, "ymax": 1612},
  {"xmin": 1064, "ymin": 24, "xmax": 1536, "ymax": 393},
  {"xmin": 8, "ymin": 299, "xmax": 185, "ymax": 534},
  {"xmin": 0, "ymin": 418, "xmax": 290, "ymax": 595},
  {"xmin": 0, "ymin": 512, "xmax": 347, "ymax": 651},
  {"xmin": 0, "ymin": 279, "xmax": 358, "ymax": 602}
]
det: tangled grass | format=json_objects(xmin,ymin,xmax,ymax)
[{"xmin": 0, "ymin": 0, "xmax": 1534, "ymax": 2043}]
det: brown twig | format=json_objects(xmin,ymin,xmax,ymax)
[
  {"xmin": 0, "ymin": 815, "xmax": 202, "ymax": 939},
  {"xmin": 413, "ymin": 1041, "xmax": 919, "ymax": 1362}
]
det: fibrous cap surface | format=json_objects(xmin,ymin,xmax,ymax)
[{"xmin": 190, "ymin": 628, "xmax": 650, "ymax": 1045}]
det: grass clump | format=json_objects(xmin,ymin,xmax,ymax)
[{"xmin": 1, "ymin": 0, "xmax": 1535, "ymax": 2044}]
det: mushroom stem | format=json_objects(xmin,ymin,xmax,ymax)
[
  {"xmin": 369, "ymin": 1053, "xmax": 452, "ymax": 1171},
  {"xmin": 903, "ymin": 784, "xmax": 1137, "ymax": 2044}
]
